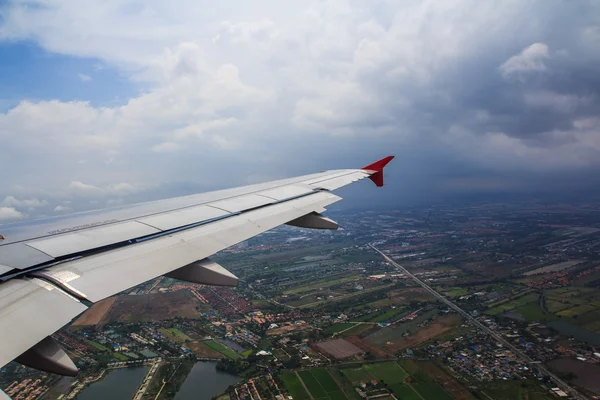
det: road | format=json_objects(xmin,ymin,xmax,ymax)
[{"xmin": 369, "ymin": 244, "xmax": 588, "ymax": 400}]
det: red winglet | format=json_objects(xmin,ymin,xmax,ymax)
[{"xmin": 361, "ymin": 156, "xmax": 394, "ymax": 187}]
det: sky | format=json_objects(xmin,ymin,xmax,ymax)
[{"xmin": 0, "ymin": 0, "xmax": 599, "ymax": 222}]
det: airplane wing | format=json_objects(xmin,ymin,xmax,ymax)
[{"xmin": 0, "ymin": 156, "xmax": 394, "ymax": 381}]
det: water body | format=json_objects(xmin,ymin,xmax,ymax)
[
  {"xmin": 77, "ymin": 366, "xmax": 149, "ymax": 400},
  {"xmin": 547, "ymin": 319, "xmax": 600, "ymax": 345},
  {"xmin": 175, "ymin": 362, "xmax": 240, "ymax": 400},
  {"xmin": 548, "ymin": 358, "xmax": 600, "ymax": 394}
]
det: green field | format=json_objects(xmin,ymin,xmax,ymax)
[
  {"xmin": 515, "ymin": 302, "xmax": 548, "ymax": 321},
  {"xmin": 296, "ymin": 369, "xmax": 347, "ymax": 400},
  {"xmin": 311, "ymin": 368, "xmax": 340, "ymax": 392},
  {"xmin": 298, "ymin": 370, "xmax": 327, "ymax": 398},
  {"xmin": 341, "ymin": 366, "xmax": 372, "ymax": 384},
  {"xmin": 478, "ymin": 379, "xmax": 556, "ymax": 399},
  {"xmin": 167, "ymin": 328, "xmax": 193, "ymax": 341},
  {"xmin": 340, "ymin": 324, "xmax": 372, "ymax": 337},
  {"xmin": 284, "ymin": 276, "xmax": 359, "ymax": 295},
  {"xmin": 557, "ymin": 304, "xmax": 597, "ymax": 317},
  {"xmin": 299, "ymin": 284, "xmax": 395, "ymax": 309},
  {"xmin": 364, "ymin": 361, "xmax": 408, "ymax": 384},
  {"xmin": 412, "ymin": 382, "xmax": 453, "ymax": 400},
  {"xmin": 488, "ymin": 293, "xmax": 540, "ymax": 314},
  {"xmin": 391, "ymin": 383, "xmax": 422, "ymax": 400},
  {"xmin": 441, "ymin": 287, "xmax": 470, "ymax": 297},
  {"xmin": 325, "ymin": 323, "xmax": 355, "ymax": 334},
  {"xmin": 202, "ymin": 340, "xmax": 241, "ymax": 360},
  {"xmin": 112, "ymin": 352, "xmax": 129, "ymax": 361},
  {"xmin": 87, "ymin": 340, "xmax": 110, "ymax": 352},
  {"xmin": 281, "ymin": 372, "xmax": 310, "ymax": 400},
  {"xmin": 241, "ymin": 349, "xmax": 254, "ymax": 358}
]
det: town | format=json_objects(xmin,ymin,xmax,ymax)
[{"xmin": 3, "ymin": 201, "xmax": 600, "ymax": 400}]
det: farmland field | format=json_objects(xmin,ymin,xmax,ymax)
[
  {"xmin": 87, "ymin": 340, "xmax": 110, "ymax": 352},
  {"xmin": 202, "ymin": 339, "xmax": 241, "ymax": 360},
  {"xmin": 298, "ymin": 370, "xmax": 327, "ymax": 398},
  {"xmin": 391, "ymin": 383, "xmax": 421, "ymax": 400},
  {"xmin": 341, "ymin": 366, "xmax": 372, "ymax": 384},
  {"xmin": 325, "ymin": 323, "xmax": 355, "ymax": 334},
  {"xmin": 364, "ymin": 361, "xmax": 408, "ymax": 384},
  {"xmin": 281, "ymin": 372, "xmax": 310, "ymax": 400},
  {"xmin": 311, "ymin": 368, "xmax": 340, "ymax": 392},
  {"xmin": 412, "ymin": 382, "xmax": 453, "ymax": 400}
]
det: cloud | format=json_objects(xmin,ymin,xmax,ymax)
[
  {"xmin": 53, "ymin": 205, "xmax": 70, "ymax": 213},
  {"xmin": 77, "ymin": 73, "xmax": 92, "ymax": 82},
  {"xmin": 152, "ymin": 142, "xmax": 181, "ymax": 153},
  {"xmin": 0, "ymin": 207, "xmax": 24, "ymax": 221},
  {"xmin": 1, "ymin": 196, "xmax": 47, "ymax": 208},
  {"xmin": 68, "ymin": 181, "xmax": 139, "ymax": 196},
  {"xmin": 0, "ymin": 0, "xmax": 599, "ymax": 215},
  {"xmin": 499, "ymin": 42, "xmax": 550, "ymax": 78}
]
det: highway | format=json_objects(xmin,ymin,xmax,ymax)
[{"xmin": 369, "ymin": 244, "xmax": 588, "ymax": 400}]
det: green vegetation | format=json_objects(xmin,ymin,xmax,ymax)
[
  {"xmin": 412, "ymin": 382, "xmax": 453, "ymax": 400},
  {"xmin": 203, "ymin": 340, "xmax": 241, "ymax": 360},
  {"xmin": 488, "ymin": 293, "xmax": 539, "ymax": 314},
  {"xmin": 341, "ymin": 366, "xmax": 372, "ymax": 384},
  {"xmin": 325, "ymin": 323, "xmax": 355, "ymax": 334},
  {"xmin": 298, "ymin": 370, "xmax": 327, "ymax": 398},
  {"xmin": 515, "ymin": 302, "xmax": 548, "ymax": 321},
  {"xmin": 390, "ymin": 383, "xmax": 421, "ymax": 400},
  {"xmin": 441, "ymin": 287, "xmax": 470, "ymax": 297},
  {"xmin": 311, "ymin": 368, "xmax": 340, "ymax": 392},
  {"xmin": 478, "ymin": 379, "xmax": 556, "ymax": 400},
  {"xmin": 281, "ymin": 373, "xmax": 310, "ymax": 400},
  {"xmin": 299, "ymin": 284, "xmax": 396, "ymax": 309},
  {"xmin": 364, "ymin": 361, "xmax": 408, "ymax": 384},
  {"xmin": 87, "ymin": 340, "xmax": 110, "ymax": 352},
  {"xmin": 284, "ymin": 275, "xmax": 359, "ymax": 295},
  {"xmin": 340, "ymin": 324, "xmax": 372, "ymax": 337},
  {"xmin": 167, "ymin": 328, "xmax": 193, "ymax": 341},
  {"xmin": 241, "ymin": 349, "xmax": 254, "ymax": 358},
  {"xmin": 112, "ymin": 352, "xmax": 129, "ymax": 361}
]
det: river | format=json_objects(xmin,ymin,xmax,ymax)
[
  {"xmin": 77, "ymin": 366, "xmax": 149, "ymax": 400},
  {"xmin": 175, "ymin": 361, "xmax": 241, "ymax": 400}
]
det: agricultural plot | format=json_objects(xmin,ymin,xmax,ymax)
[
  {"xmin": 298, "ymin": 371, "xmax": 327, "ymax": 398},
  {"xmin": 112, "ymin": 352, "xmax": 129, "ymax": 361},
  {"xmin": 341, "ymin": 366, "xmax": 372, "ymax": 384},
  {"xmin": 297, "ymin": 369, "xmax": 346, "ymax": 400},
  {"xmin": 87, "ymin": 340, "xmax": 110, "ymax": 352},
  {"xmin": 524, "ymin": 260, "xmax": 583, "ymax": 276},
  {"xmin": 390, "ymin": 383, "xmax": 421, "ymax": 400},
  {"xmin": 364, "ymin": 361, "xmax": 408, "ymax": 384},
  {"xmin": 515, "ymin": 302, "xmax": 548, "ymax": 321},
  {"xmin": 202, "ymin": 339, "xmax": 241, "ymax": 360},
  {"xmin": 159, "ymin": 327, "xmax": 193, "ymax": 343},
  {"xmin": 412, "ymin": 382, "xmax": 454, "ymax": 400},
  {"xmin": 281, "ymin": 372, "xmax": 310, "ymax": 400},
  {"xmin": 487, "ymin": 293, "xmax": 539, "ymax": 315},
  {"xmin": 316, "ymin": 339, "xmax": 363, "ymax": 359},
  {"xmin": 325, "ymin": 323, "xmax": 355, "ymax": 334},
  {"xmin": 557, "ymin": 304, "xmax": 597, "ymax": 317}
]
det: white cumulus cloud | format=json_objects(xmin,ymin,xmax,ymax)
[{"xmin": 0, "ymin": 207, "xmax": 24, "ymax": 221}]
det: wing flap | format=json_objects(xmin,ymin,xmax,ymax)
[
  {"xmin": 27, "ymin": 221, "xmax": 161, "ymax": 258},
  {"xmin": 136, "ymin": 205, "xmax": 229, "ymax": 231},
  {"xmin": 0, "ymin": 278, "xmax": 87, "ymax": 369}
]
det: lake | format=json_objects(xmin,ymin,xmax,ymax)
[
  {"xmin": 77, "ymin": 366, "xmax": 149, "ymax": 400},
  {"xmin": 175, "ymin": 361, "xmax": 241, "ymax": 400},
  {"xmin": 547, "ymin": 319, "xmax": 600, "ymax": 346},
  {"xmin": 547, "ymin": 358, "xmax": 600, "ymax": 394}
]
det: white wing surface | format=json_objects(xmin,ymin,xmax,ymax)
[{"xmin": 0, "ymin": 156, "xmax": 394, "ymax": 381}]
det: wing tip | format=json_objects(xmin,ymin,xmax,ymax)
[{"xmin": 361, "ymin": 156, "xmax": 395, "ymax": 187}]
